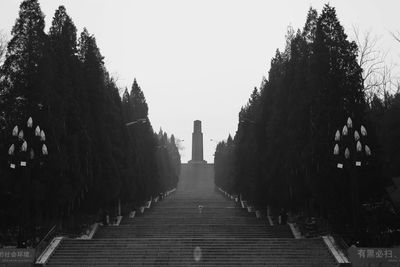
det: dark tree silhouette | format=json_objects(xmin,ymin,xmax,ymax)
[
  {"xmin": 214, "ymin": 4, "xmax": 399, "ymax": 246},
  {"xmin": 0, "ymin": 1, "xmax": 181, "ymax": 246}
]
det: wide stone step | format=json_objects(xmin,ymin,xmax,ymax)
[
  {"xmin": 46, "ymin": 238, "xmax": 336, "ymax": 266},
  {"xmin": 131, "ymin": 214, "xmax": 252, "ymax": 218},
  {"xmin": 95, "ymin": 233, "xmax": 292, "ymax": 238},
  {"xmin": 94, "ymin": 224, "xmax": 293, "ymax": 239}
]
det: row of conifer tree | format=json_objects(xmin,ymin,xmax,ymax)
[
  {"xmin": 0, "ymin": 0, "xmax": 181, "ymax": 237},
  {"xmin": 214, "ymin": 5, "xmax": 400, "ymax": 246}
]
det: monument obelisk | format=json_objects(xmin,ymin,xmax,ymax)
[{"xmin": 189, "ymin": 120, "xmax": 207, "ymax": 164}]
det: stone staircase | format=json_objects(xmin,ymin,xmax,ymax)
[{"xmin": 41, "ymin": 163, "xmax": 341, "ymax": 266}]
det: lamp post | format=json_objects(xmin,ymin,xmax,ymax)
[
  {"xmin": 7, "ymin": 117, "xmax": 48, "ymax": 247},
  {"xmin": 333, "ymin": 117, "xmax": 371, "ymax": 240}
]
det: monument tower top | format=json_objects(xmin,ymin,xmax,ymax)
[
  {"xmin": 193, "ymin": 120, "xmax": 201, "ymax": 133},
  {"xmin": 189, "ymin": 120, "xmax": 207, "ymax": 164}
]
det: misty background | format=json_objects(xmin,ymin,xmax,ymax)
[{"xmin": 1, "ymin": 0, "xmax": 399, "ymax": 162}]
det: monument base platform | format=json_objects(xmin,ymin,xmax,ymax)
[{"xmin": 188, "ymin": 160, "xmax": 207, "ymax": 164}]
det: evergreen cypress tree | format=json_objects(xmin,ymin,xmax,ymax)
[
  {"xmin": 0, "ymin": 2, "xmax": 182, "ymax": 241},
  {"xmin": 46, "ymin": 5, "xmax": 83, "ymax": 216},
  {"xmin": 214, "ymin": 4, "xmax": 377, "ymax": 240},
  {"xmin": 0, "ymin": 0, "xmax": 47, "ymax": 125}
]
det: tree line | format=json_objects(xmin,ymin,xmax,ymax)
[
  {"xmin": 0, "ymin": 0, "xmax": 180, "ymax": 244},
  {"xmin": 214, "ymin": 5, "xmax": 400, "ymax": 246}
]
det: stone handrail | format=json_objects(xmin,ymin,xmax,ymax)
[{"xmin": 35, "ymin": 236, "xmax": 63, "ymax": 265}]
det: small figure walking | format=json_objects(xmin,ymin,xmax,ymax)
[
  {"xmin": 279, "ymin": 208, "xmax": 287, "ymax": 225},
  {"xmin": 103, "ymin": 210, "xmax": 110, "ymax": 226},
  {"xmin": 198, "ymin": 205, "xmax": 204, "ymax": 214}
]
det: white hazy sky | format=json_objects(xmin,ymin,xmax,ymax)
[{"xmin": 1, "ymin": 0, "xmax": 399, "ymax": 162}]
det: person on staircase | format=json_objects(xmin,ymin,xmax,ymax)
[
  {"xmin": 198, "ymin": 205, "xmax": 204, "ymax": 214},
  {"xmin": 279, "ymin": 208, "xmax": 287, "ymax": 225}
]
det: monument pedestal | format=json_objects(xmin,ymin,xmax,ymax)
[{"xmin": 188, "ymin": 160, "xmax": 207, "ymax": 164}]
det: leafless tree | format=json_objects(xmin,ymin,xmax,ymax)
[
  {"xmin": 352, "ymin": 26, "xmax": 396, "ymax": 100},
  {"xmin": 390, "ymin": 31, "xmax": 400, "ymax": 94},
  {"xmin": 0, "ymin": 30, "xmax": 7, "ymax": 66}
]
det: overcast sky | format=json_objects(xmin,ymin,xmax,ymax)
[{"xmin": 1, "ymin": 0, "xmax": 399, "ymax": 162}]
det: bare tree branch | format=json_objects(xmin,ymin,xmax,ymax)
[
  {"xmin": 388, "ymin": 30, "xmax": 400, "ymax": 95},
  {"xmin": 352, "ymin": 26, "xmax": 395, "ymax": 101},
  {"xmin": 0, "ymin": 29, "xmax": 8, "ymax": 66}
]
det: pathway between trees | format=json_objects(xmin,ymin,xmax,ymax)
[{"xmin": 42, "ymin": 163, "xmax": 338, "ymax": 266}]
